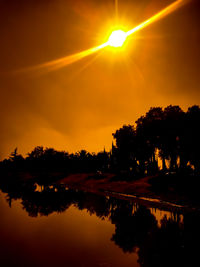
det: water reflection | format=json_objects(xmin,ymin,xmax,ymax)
[{"xmin": 0, "ymin": 181, "xmax": 200, "ymax": 267}]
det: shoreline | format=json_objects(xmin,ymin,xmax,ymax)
[
  {"xmin": 1, "ymin": 170, "xmax": 200, "ymax": 213},
  {"xmin": 54, "ymin": 173, "xmax": 200, "ymax": 213}
]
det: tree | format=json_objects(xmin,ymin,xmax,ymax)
[
  {"xmin": 186, "ymin": 105, "xmax": 200, "ymax": 173},
  {"xmin": 112, "ymin": 125, "xmax": 137, "ymax": 172},
  {"xmin": 27, "ymin": 146, "xmax": 44, "ymax": 160},
  {"xmin": 162, "ymin": 105, "xmax": 185, "ymax": 171},
  {"xmin": 9, "ymin": 148, "xmax": 24, "ymax": 162},
  {"xmin": 136, "ymin": 107, "xmax": 163, "ymax": 174}
]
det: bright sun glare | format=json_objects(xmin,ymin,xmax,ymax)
[
  {"xmin": 108, "ymin": 30, "xmax": 127, "ymax": 47},
  {"xmin": 19, "ymin": 0, "xmax": 185, "ymax": 73}
]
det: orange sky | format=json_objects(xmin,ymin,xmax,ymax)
[{"xmin": 0, "ymin": 0, "xmax": 200, "ymax": 159}]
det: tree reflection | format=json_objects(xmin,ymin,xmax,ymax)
[
  {"xmin": 110, "ymin": 203, "xmax": 157, "ymax": 253},
  {"xmin": 0, "ymin": 181, "xmax": 200, "ymax": 267},
  {"xmin": 75, "ymin": 191, "xmax": 111, "ymax": 219},
  {"xmin": 137, "ymin": 215, "xmax": 184, "ymax": 267},
  {"xmin": 21, "ymin": 188, "xmax": 75, "ymax": 217}
]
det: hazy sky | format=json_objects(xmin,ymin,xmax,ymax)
[{"xmin": 0, "ymin": 0, "xmax": 200, "ymax": 159}]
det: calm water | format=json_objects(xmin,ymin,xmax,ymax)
[{"xmin": 0, "ymin": 185, "xmax": 199, "ymax": 267}]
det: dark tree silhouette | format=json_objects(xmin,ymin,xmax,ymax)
[
  {"xmin": 9, "ymin": 148, "xmax": 24, "ymax": 162},
  {"xmin": 186, "ymin": 105, "xmax": 200, "ymax": 173},
  {"xmin": 112, "ymin": 105, "xmax": 200, "ymax": 175},
  {"xmin": 136, "ymin": 107, "xmax": 163, "ymax": 174},
  {"xmin": 112, "ymin": 125, "xmax": 138, "ymax": 173},
  {"xmin": 1, "ymin": 104, "xmax": 200, "ymax": 179}
]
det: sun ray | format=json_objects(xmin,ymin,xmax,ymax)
[
  {"xmin": 126, "ymin": 0, "xmax": 185, "ymax": 37},
  {"xmin": 37, "ymin": 42, "xmax": 108, "ymax": 71},
  {"xmin": 15, "ymin": 0, "xmax": 187, "ymax": 74},
  {"xmin": 71, "ymin": 49, "xmax": 105, "ymax": 79},
  {"xmin": 15, "ymin": 42, "xmax": 108, "ymax": 74},
  {"xmin": 115, "ymin": 0, "xmax": 119, "ymax": 22}
]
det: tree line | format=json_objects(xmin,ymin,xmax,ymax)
[
  {"xmin": 0, "ymin": 146, "xmax": 109, "ymax": 175},
  {"xmin": 0, "ymin": 105, "xmax": 200, "ymax": 178},
  {"xmin": 112, "ymin": 105, "xmax": 200, "ymax": 176}
]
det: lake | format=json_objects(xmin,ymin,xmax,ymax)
[{"xmin": 0, "ymin": 185, "xmax": 199, "ymax": 267}]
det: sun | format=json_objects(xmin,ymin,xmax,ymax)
[{"xmin": 108, "ymin": 30, "xmax": 127, "ymax": 47}]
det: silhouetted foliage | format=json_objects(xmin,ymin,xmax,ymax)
[
  {"xmin": 1, "ymin": 105, "xmax": 200, "ymax": 181},
  {"xmin": 1, "ymin": 105, "xmax": 200, "ymax": 267},
  {"xmin": 112, "ymin": 105, "xmax": 200, "ymax": 176}
]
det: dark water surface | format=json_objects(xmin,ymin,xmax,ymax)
[{"xmin": 0, "ymin": 185, "xmax": 199, "ymax": 267}]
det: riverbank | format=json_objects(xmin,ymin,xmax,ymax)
[
  {"xmin": 1, "ymin": 170, "xmax": 200, "ymax": 212},
  {"xmin": 55, "ymin": 172, "xmax": 200, "ymax": 212}
]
